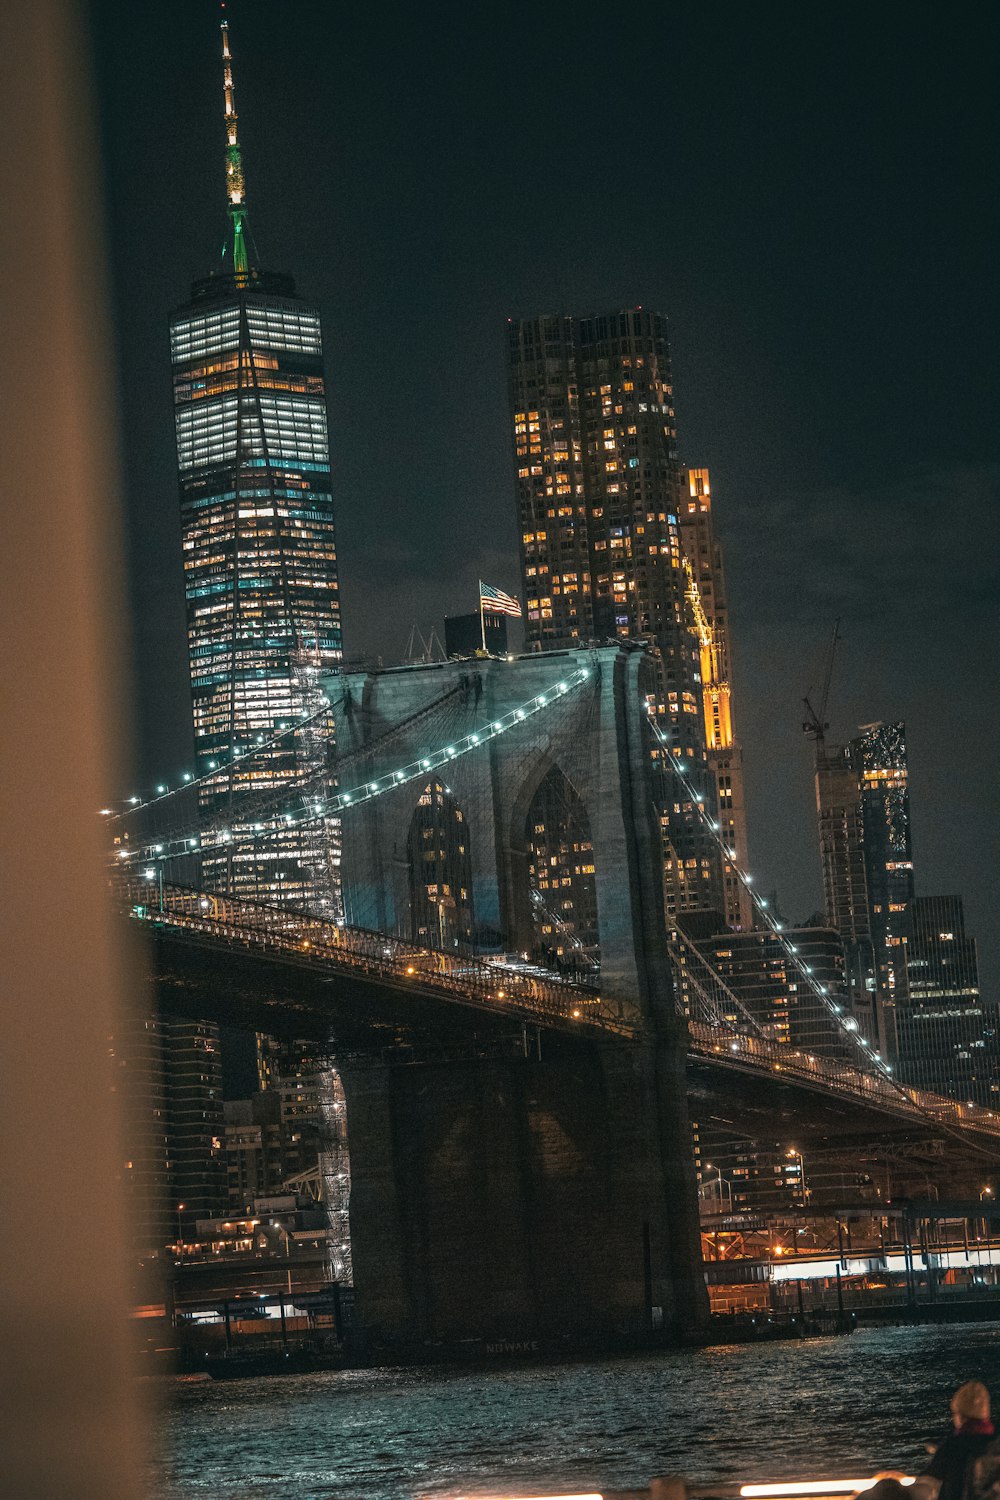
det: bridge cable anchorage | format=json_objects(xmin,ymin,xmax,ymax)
[
  {"xmin": 111, "ymin": 667, "xmax": 592, "ymax": 868},
  {"xmin": 646, "ymin": 707, "xmax": 1000, "ymax": 1146}
]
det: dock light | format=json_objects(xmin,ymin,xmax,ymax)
[
  {"xmin": 144, "ymin": 869, "xmax": 155, "ymax": 880},
  {"xmin": 405, "ymin": 965, "xmax": 415, "ymax": 975},
  {"xmin": 156, "ymin": 784, "xmax": 167, "ymax": 795},
  {"xmin": 129, "ymin": 795, "xmax": 140, "ymax": 805},
  {"xmin": 182, "ymin": 772, "xmax": 193, "ymax": 782}
]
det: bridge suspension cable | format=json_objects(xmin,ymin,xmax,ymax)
[
  {"xmin": 105, "ymin": 678, "xmax": 475, "ymax": 865},
  {"xmin": 113, "ymin": 666, "xmax": 592, "ymax": 869},
  {"xmin": 646, "ymin": 708, "xmax": 1000, "ymax": 1148},
  {"xmin": 647, "ymin": 709, "xmax": 907, "ymax": 1083}
]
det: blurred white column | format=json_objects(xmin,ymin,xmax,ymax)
[{"xmin": 0, "ymin": 2, "xmax": 148, "ymax": 1494}]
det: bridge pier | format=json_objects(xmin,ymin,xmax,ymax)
[{"xmin": 340, "ymin": 1031, "xmax": 706, "ymax": 1358}]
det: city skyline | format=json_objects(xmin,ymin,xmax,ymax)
[{"xmin": 91, "ymin": 0, "xmax": 999, "ymax": 992}]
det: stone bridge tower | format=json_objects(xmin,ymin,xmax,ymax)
[{"xmin": 325, "ymin": 645, "xmax": 705, "ymax": 1354}]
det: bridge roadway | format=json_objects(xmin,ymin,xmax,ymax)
[{"xmin": 121, "ymin": 879, "xmax": 1000, "ymax": 1154}]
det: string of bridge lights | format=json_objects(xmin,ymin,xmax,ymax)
[
  {"xmin": 100, "ymin": 694, "xmax": 344, "ymax": 823},
  {"xmin": 645, "ymin": 707, "xmax": 898, "ymax": 1084},
  {"xmin": 115, "ymin": 668, "xmax": 591, "ymax": 868}
]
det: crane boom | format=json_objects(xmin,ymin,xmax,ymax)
[{"xmin": 802, "ymin": 620, "xmax": 841, "ymax": 749}]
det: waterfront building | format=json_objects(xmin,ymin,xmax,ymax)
[
  {"xmin": 109, "ymin": 1016, "xmax": 172, "ymax": 1258},
  {"xmin": 507, "ymin": 310, "xmax": 722, "ymax": 919},
  {"xmin": 902, "ymin": 895, "xmax": 998, "ymax": 1105},
  {"xmin": 163, "ymin": 1021, "xmax": 227, "ymax": 1233},
  {"xmin": 169, "ymin": 17, "xmax": 342, "ymax": 913}
]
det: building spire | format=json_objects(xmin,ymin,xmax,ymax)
[{"xmin": 220, "ymin": 9, "xmax": 250, "ymax": 280}]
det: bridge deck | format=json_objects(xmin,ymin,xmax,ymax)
[{"xmin": 115, "ymin": 879, "xmax": 1000, "ymax": 1151}]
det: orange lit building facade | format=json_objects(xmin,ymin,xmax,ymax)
[
  {"xmin": 679, "ymin": 468, "xmax": 752, "ymax": 930},
  {"xmin": 507, "ymin": 310, "xmax": 729, "ymax": 921}
]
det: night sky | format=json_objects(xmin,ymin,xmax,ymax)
[{"xmin": 90, "ymin": 1, "xmax": 999, "ymax": 993}]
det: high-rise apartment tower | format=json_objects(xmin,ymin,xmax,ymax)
[
  {"xmin": 904, "ymin": 895, "xmax": 996, "ymax": 1105},
  {"xmin": 169, "ymin": 19, "xmax": 342, "ymax": 912},
  {"xmin": 507, "ymin": 311, "xmax": 724, "ymax": 920},
  {"xmin": 813, "ymin": 721, "xmax": 915, "ymax": 1064}
]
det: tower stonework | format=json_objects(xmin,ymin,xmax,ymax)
[{"xmin": 330, "ymin": 646, "xmax": 707, "ymax": 1351}]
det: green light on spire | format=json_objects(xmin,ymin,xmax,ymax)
[{"xmin": 221, "ymin": 16, "xmax": 250, "ymax": 281}]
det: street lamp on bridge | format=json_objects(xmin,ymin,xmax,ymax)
[{"xmin": 702, "ymin": 1162, "xmax": 733, "ymax": 1212}]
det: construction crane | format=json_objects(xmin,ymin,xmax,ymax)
[{"xmin": 802, "ymin": 620, "xmax": 841, "ymax": 761}]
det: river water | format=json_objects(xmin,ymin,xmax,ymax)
[{"xmin": 153, "ymin": 1325, "xmax": 1000, "ymax": 1499}]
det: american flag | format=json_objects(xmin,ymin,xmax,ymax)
[{"xmin": 479, "ymin": 580, "xmax": 522, "ymax": 617}]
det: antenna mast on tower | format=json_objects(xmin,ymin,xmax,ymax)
[{"xmin": 220, "ymin": 9, "xmax": 250, "ymax": 280}]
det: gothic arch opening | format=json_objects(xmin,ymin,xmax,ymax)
[
  {"xmin": 406, "ymin": 779, "xmax": 475, "ymax": 950},
  {"xmin": 525, "ymin": 764, "xmax": 599, "ymax": 975}
]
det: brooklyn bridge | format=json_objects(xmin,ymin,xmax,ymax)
[{"xmin": 109, "ymin": 645, "xmax": 1000, "ymax": 1352}]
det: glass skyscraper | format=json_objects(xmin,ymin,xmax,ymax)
[
  {"xmin": 903, "ymin": 895, "xmax": 997, "ymax": 1105},
  {"xmin": 169, "ymin": 19, "xmax": 342, "ymax": 912}
]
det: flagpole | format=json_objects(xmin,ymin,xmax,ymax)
[{"xmin": 479, "ymin": 580, "xmax": 487, "ymax": 652}]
